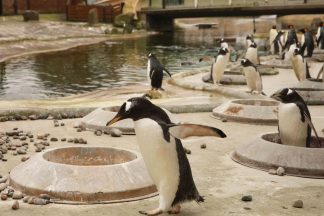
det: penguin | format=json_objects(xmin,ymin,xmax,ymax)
[
  {"xmin": 271, "ymin": 30, "xmax": 285, "ymax": 55},
  {"xmin": 271, "ymin": 88, "xmax": 321, "ymax": 147},
  {"xmin": 316, "ymin": 22, "xmax": 324, "ymax": 50},
  {"xmin": 269, "ymin": 26, "xmax": 278, "ymax": 55},
  {"xmin": 246, "ymin": 34, "xmax": 254, "ymax": 49},
  {"xmin": 300, "ymin": 28, "xmax": 315, "ymax": 57},
  {"xmin": 283, "ymin": 24, "xmax": 298, "ymax": 52},
  {"xmin": 106, "ymin": 97, "xmax": 226, "ymax": 215},
  {"xmin": 147, "ymin": 53, "xmax": 171, "ymax": 90},
  {"xmin": 245, "ymin": 42, "xmax": 259, "ymax": 65},
  {"xmin": 241, "ymin": 58, "xmax": 264, "ymax": 95},
  {"xmin": 211, "ymin": 47, "xmax": 229, "ymax": 85},
  {"xmin": 220, "ymin": 38, "xmax": 230, "ymax": 61},
  {"xmin": 291, "ymin": 48, "xmax": 311, "ymax": 81},
  {"xmin": 282, "ymin": 39, "xmax": 298, "ymax": 61}
]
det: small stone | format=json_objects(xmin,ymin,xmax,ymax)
[
  {"xmin": 7, "ymin": 188, "xmax": 14, "ymax": 197},
  {"xmin": 200, "ymin": 144, "xmax": 206, "ymax": 149},
  {"xmin": 0, "ymin": 183, "xmax": 7, "ymax": 191},
  {"xmin": 276, "ymin": 167, "xmax": 285, "ymax": 176},
  {"xmin": 110, "ymin": 128, "xmax": 122, "ymax": 137},
  {"xmin": 221, "ymin": 118, "xmax": 228, "ymax": 122},
  {"xmin": 43, "ymin": 142, "xmax": 50, "ymax": 146},
  {"xmin": 268, "ymin": 169, "xmax": 277, "ymax": 175},
  {"xmin": 30, "ymin": 139, "xmax": 34, "ymax": 142},
  {"xmin": 60, "ymin": 122, "xmax": 65, "ymax": 126},
  {"xmin": 21, "ymin": 156, "xmax": 30, "ymax": 162},
  {"xmin": 241, "ymin": 195, "xmax": 253, "ymax": 202},
  {"xmin": 13, "ymin": 128, "xmax": 18, "ymax": 131},
  {"xmin": 74, "ymin": 138, "xmax": 79, "ymax": 144},
  {"xmin": 12, "ymin": 200, "xmax": 19, "ymax": 210},
  {"xmin": 39, "ymin": 194, "xmax": 50, "ymax": 200},
  {"xmin": 47, "ymin": 115, "xmax": 54, "ymax": 120},
  {"xmin": 28, "ymin": 196, "xmax": 36, "ymax": 204},
  {"xmin": 1, "ymin": 193, "xmax": 7, "ymax": 200},
  {"xmin": 67, "ymin": 138, "xmax": 74, "ymax": 143},
  {"xmin": 37, "ymin": 134, "xmax": 45, "ymax": 140},
  {"xmin": 184, "ymin": 148, "xmax": 191, "ymax": 154},
  {"xmin": 53, "ymin": 120, "xmax": 59, "ymax": 127},
  {"xmin": 243, "ymin": 207, "xmax": 251, "ymax": 210},
  {"xmin": 13, "ymin": 135, "xmax": 19, "ymax": 139},
  {"xmin": 23, "ymin": 196, "xmax": 30, "ymax": 203},
  {"xmin": 50, "ymin": 137, "xmax": 58, "ymax": 142},
  {"xmin": 35, "ymin": 148, "xmax": 42, "ymax": 152},
  {"xmin": 17, "ymin": 148, "xmax": 26, "ymax": 155},
  {"xmin": 33, "ymin": 198, "xmax": 48, "ymax": 205},
  {"xmin": 0, "ymin": 176, "xmax": 6, "ymax": 184},
  {"xmin": 293, "ymin": 200, "xmax": 303, "ymax": 208},
  {"xmin": 19, "ymin": 136, "xmax": 27, "ymax": 141},
  {"xmin": 61, "ymin": 138, "xmax": 66, "ymax": 142},
  {"xmin": 28, "ymin": 115, "xmax": 37, "ymax": 120},
  {"xmin": 12, "ymin": 191, "xmax": 23, "ymax": 199},
  {"xmin": 22, "ymin": 142, "xmax": 28, "ymax": 146},
  {"xmin": 13, "ymin": 152, "xmax": 18, "ymax": 156},
  {"xmin": 2, "ymin": 158, "xmax": 7, "ymax": 161},
  {"xmin": 94, "ymin": 130, "xmax": 102, "ymax": 136},
  {"xmin": 77, "ymin": 128, "xmax": 82, "ymax": 132}
]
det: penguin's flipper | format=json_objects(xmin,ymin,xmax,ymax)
[
  {"xmin": 303, "ymin": 111, "xmax": 321, "ymax": 147},
  {"xmin": 168, "ymin": 124, "xmax": 226, "ymax": 139},
  {"xmin": 163, "ymin": 68, "xmax": 172, "ymax": 77}
]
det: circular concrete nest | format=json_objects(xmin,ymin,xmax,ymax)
[
  {"xmin": 232, "ymin": 132, "xmax": 324, "ymax": 178},
  {"xmin": 294, "ymin": 80, "xmax": 324, "ymax": 105},
  {"xmin": 202, "ymin": 74, "xmax": 246, "ymax": 85},
  {"xmin": 212, "ymin": 99, "xmax": 279, "ymax": 124},
  {"xmin": 9, "ymin": 146, "xmax": 157, "ymax": 204}
]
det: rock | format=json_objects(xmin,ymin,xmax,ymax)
[
  {"xmin": 61, "ymin": 138, "xmax": 66, "ymax": 142},
  {"xmin": 94, "ymin": 130, "xmax": 102, "ymax": 136},
  {"xmin": 54, "ymin": 120, "xmax": 59, "ymax": 127},
  {"xmin": 78, "ymin": 138, "xmax": 87, "ymax": 144},
  {"xmin": 33, "ymin": 198, "xmax": 48, "ymax": 205},
  {"xmin": 23, "ymin": 10, "xmax": 39, "ymax": 21},
  {"xmin": 14, "ymin": 115, "xmax": 23, "ymax": 121},
  {"xmin": 0, "ymin": 152, "xmax": 3, "ymax": 160},
  {"xmin": 200, "ymin": 144, "xmax": 207, "ymax": 149},
  {"xmin": 293, "ymin": 200, "xmax": 303, "ymax": 208},
  {"xmin": 39, "ymin": 194, "xmax": 50, "ymax": 200},
  {"xmin": 12, "ymin": 200, "xmax": 19, "ymax": 210},
  {"xmin": 221, "ymin": 118, "xmax": 228, "ymax": 122},
  {"xmin": 28, "ymin": 134, "xmax": 33, "ymax": 139},
  {"xmin": 13, "ymin": 128, "xmax": 18, "ymax": 131},
  {"xmin": 1, "ymin": 146, "xmax": 8, "ymax": 154},
  {"xmin": 60, "ymin": 122, "xmax": 65, "ymax": 126},
  {"xmin": 30, "ymin": 139, "xmax": 34, "ymax": 142},
  {"xmin": 184, "ymin": 148, "xmax": 191, "ymax": 154},
  {"xmin": 114, "ymin": 12, "xmax": 134, "ymax": 27},
  {"xmin": 13, "ymin": 152, "xmax": 18, "ymax": 156},
  {"xmin": 21, "ymin": 156, "xmax": 30, "ymax": 162},
  {"xmin": 27, "ymin": 196, "xmax": 36, "ymax": 204},
  {"xmin": 88, "ymin": 8, "xmax": 99, "ymax": 25},
  {"xmin": 17, "ymin": 148, "xmax": 26, "ymax": 155},
  {"xmin": 19, "ymin": 136, "xmax": 27, "ymax": 141},
  {"xmin": 50, "ymin": 137, "xmax": 58, "ymax": 142},
  {"xmin": 6, "ymin": 131, "xmax": 19, "ymax": 136},
  {"xmin": 12, "ymin": 191, "xmax": 23, "ymax": 199},
  {"xmin": 110, "ymin": 28, "xmax": 119, "ymax": 34},
  {"xmin": 37, "ymin": 134, "xmax": 45, "ymax": 140},
  {"xmin": 268, "ymin": 169, "xmax": 277, "ymax": 175},
  {"xmin": 61, "ymin": 113, "xmax": 68, "ymax": 119},
  {"xmin": 0, "ymin": 176, "xmax": 7, "ymax": 183},
  {"xmin": 35, "ymin": 148, "xmax": 42, "ymax": 152},
  {"xmin": 77, "ymin": 128, "xmax": 82, "ymax": 132},
  {"xmin": 0, "ymin": 183, "xmax": 7, "ymax": 191},
  {"xmin": 21, "ymin": 116, "xmax": 28, "ymax": 120},
  {"xmin": 241, "ymin": 195, "xmax": 253, "ymax": 202},
  {"xmin": 43, "ymin": 142, "xmax": 50, "ymax": 146},
  {"xmin": 74, "ymin": 138, "xmax": 79, "ymax": 144},
  {"xmin": 23, "ymin": 196, "xmax": 30, "ymax": 203},
  {"xmin": 276, "ymin": 167, "xmax": 285, "ymax": 176},
  {"xmin": 73, "ymin": 122, "xmax": 81, "ymax": 128},
  {"xmin": 28, "ymin": 115, "xmax": 37, "ymax": 120},
  {"xmin": 110, "ymin": 128, "xmax": 122, "ymax": 137},
  {"xmin": 47, "ymin": 115, "xmax": 54, "ymax": 120},
  {"xmin": 67, "ymin": 138, "xmax": 74, "ymax": 143},
  {"xmin": 7, "ymin": 188, "xmax": 14, "ymax": 197},
  {"xmin": 13, "ymin": 135, "xmax": 19, "ymax": 139},
  {"xmin": 1, "ymin": 193, "xmax": 7, "ymax": 200},
  {"xmin": 2, "ymin": 158, "xmax": 7, "ymax": 161}
]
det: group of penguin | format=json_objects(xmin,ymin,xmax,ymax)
[{"xmin": 105, "ymin": 24, "xmax": 323, "ymax": 216}]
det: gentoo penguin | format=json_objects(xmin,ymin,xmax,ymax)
[
  {"xmin": 271, "ymin": 88, "xmax": 321, "ymax": 147},
  {"xmin": 269, "ymin": 26, "xmax": 278, "ymax": 55},
  {"xmin": 245, "ymin": 42, "xmax": 259, "ymax": 65},
  {"xmin": 246, "ymin": 34, "xmax": 254, "ymax": 49},
  {"xmin": 300, "ymin": 28, "xmax": 315, "ymax": 57},
  {"xmin": 241, "ymin": 58, "xmax": 264, "ymax": 95},
  {"xmin": 271, "ymin": 30, "xmax": 285, "ymax": 55},
  {"xmin": 291, "ymin": 48, "xmax": 311, "ymax": 81},
  {"xmin": 147, "ymin": 53, "xmax": 171, "ymax": 90},
  {"xmin": 220, "ymin": 38, "xmax": 230, "ymax": 61},
  {"xmin": 106, "ymin": 97, "xmax": 227, "ymax": 215},
  {"xmin": 283, "ymin": 24, "xmax": 298, "ymax": 51},
  {"xmin": 316, "ymin": 22, "xmax": 324, "ymax": 50},
  {"xmin": 282, "ymin": 39, "xmax": 298, "ymax": 61},
  {"xmin": 211, "ymin": 47, "xmax": 229, "ymax": 85}
]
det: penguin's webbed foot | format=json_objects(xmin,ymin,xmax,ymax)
[
  {"xmin": 139, "ymin": 208, "xmax": 163, "ymax": 216},
  {"xmin": 168, "ymin": 205, "xmax": 181, "ymax": 214}
]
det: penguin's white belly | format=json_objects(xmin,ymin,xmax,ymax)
[
  {"xmin": 285, "ymin": 44, "xmax": 296, "ymax": 61},
  {"xmin": 245, "ymin": 48, "xmax": 258, "ymax": 65},
  {"xmin": 243, "ymin": 67, "xmax": 262, "ymax": 92},
  {"xmin": 212, "ymin": 56, "xmax": 227, "ymax": 84},
  {"xmin": 246, "ymin": 39, "xmax": 252, "ymax": 49},
  {"xmin": 291, "ymin": 56, "xmax": 306, "ymax": 81},
  {"xmin": 280, "ymin": 35, "xmax": 285, "ymax": 54},
  {"xmin": 134, "ymin": 118, "xmax": 179, "ymax": 210},
  {"xmin": 147, "ymin": 60, "xmax": 151, "ymax": 83},
  {"xmin": 278, "ymin": 103, "xmax": 308, "ymax": 147},
  {"xmin": 269, "ymin": 30, "xmax": 277, "ymax": 54}
]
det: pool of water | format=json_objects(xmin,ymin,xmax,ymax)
[{"xmin": 0, "ymin": 31, "xmax": 232, "ymax": 100}]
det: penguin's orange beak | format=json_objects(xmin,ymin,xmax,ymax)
[{"xmin": 106, "ymin": 115, "xmax": 122, "ymax": 127}]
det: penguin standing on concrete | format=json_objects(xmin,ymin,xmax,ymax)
[
  {"xmin": 271, "ymin": 88, "xmax": 321, "ymax": 147},
  {"xmin": 269, "ymin": 26, "xmax": 278, "ymax": 55},
  {"xmin": 291, "ymin": 48, "xmax": 311, "ymax": 81},
  {"xmin": 212, "ymin": 47, "xmax": 229, "ymax": 85},
  {"xmin": 283, "ymin": 39, "xmax": 298, "ymax": 61},
  {"xmin": 246, "ymin": 34, "xmax": 254, "ymax": 49},
  {"xmin": 300, "ymin": 28, "xmax": 315, "ymax": 57},
  {"xmin": 283, "ymin": 24, "xmax": 298, "ymax": 52},
  {"xmin": 271, "ymin": 30, "xmax": 285, "ymax": 55},
  {"xmin": 241, "ymin": 58, "xmax": 264, "ymax": 95},
  {"xmin": 107, "ymin": 97, "xmax": 226, "ymax": 215},
  {"xmin": 316, "ymin": 22, "xmax": 324, "ymax": 50},
  {"xmin": 245, "ymin": 42, "xmax": 259, "ymax": 65},
  {"xmin": 147, "ymin": 53, "xmax": 171, "ymax": 90}
]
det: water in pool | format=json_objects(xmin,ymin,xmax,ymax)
[{"xmin": 0, "ymin": 32, "xmax": 229, "ymax": 100}]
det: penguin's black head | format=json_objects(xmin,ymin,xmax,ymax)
[
  {"xmin": 272, "ymin": 25, "xmax": 276, "ymax": 29},
  {"xmin": 250, "ymin": 42, "xmax": 257, "ymax": 48},
  {"xmin": 271, "ymin": 88, "xmax": 302, "ymax": 103},
  {"xmin": 241, "ymin": 58, "xmax": 254, "ymax": 67},
  {"xmin": 246, "ymin": 34, "xmax": 253, "ymax": 40},
  {"xmin": 218, "ymin": 47, "xmax": 228, "ymax": 55},
  {"xmin": 293, "ymin": 48, "xmax": 301, "ymax": 56},
  {"xmin": 288, "ymin": 24, "xmax": 294, "ymax": 29},
  {"xmin": 148, "ymin": 53, "xmax": 156, "ymax": 59},
  {"xmin": 319, "ymin": 22, "xmax": 323, "ymax": 27},
  {"xmin": 106, "ymin": 97, "xmax": 171, "ymax": 126},
  {"xmin": 220, "ymin": 38, "xmax": 225, "ymax": 43}
]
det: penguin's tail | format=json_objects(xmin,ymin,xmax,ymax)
[{"xmin": 196, "ymin": 195, "xmax": 205, "ymax": 203}]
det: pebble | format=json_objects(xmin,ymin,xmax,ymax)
[
  {"xmin": 50, "ymin": 137, "xmax": 58, "ymax": 142},
  {"xmin": 74, "ymin": 138, "xmax": 79, "ymax": 143},
  {"xmin": 28, "ymin": 134, "xmax": 33, "ymax": 139},
  {"xmin": 0, "ymin": 183, "xmax": 7, "ymax": 191},
  {"xmin": 293, "ymin": 200, "xmax": 303, "ymax": 208},
  {"xmin": 33, "ymin": 198, "xmax": 49, "ymax": 205},
  {"xmin": 29, "ymin": 115, "xmax": 38, "ymax": 120},
  {"xmin": 61, "ymin": 138, "xmax": 66, "ymax": 142},
  {"xmin": 77, "ymin": 128, "xmax": 82, "ymax": 132},
  {"xmin": 60, "ymin": 122, "xmax": 65, "ymax": 126},
  {"xmin": 12, "ymin": 191, "xmax": 23, "ymax": 199},
  {"xmin": 276, "ymin": 167, "xmax": 285, "ymax": 176},
  {"xmin": 13, "ymin": 135, "xmax": 19, "ymax": 140},
  {"xmin": 17, "ymin": 148, "xmax": 27, "ymax": 155},
  {"xmin": 13, "ymin": 152, "xmax": 18, "ymax": 156},
  {"xmin": 53, "ymin": 120, "xmax": 59, "ymax": 127},
  {"xmin": 37, "ymin": 134, "xmax": 45, "ymax": 140},
  {"xmin": 221, "ymin": 118, "xmax": 228, "ymax": 122},
  {"xmin": 20, "ymin": 136, "xmax": 27, "ymax": 141},
  {"xmin": 1, "ymin": 194, "xmax": 7, "ymax": 200},
  {"xmin": 110, "ymin": 128, "xmax": 122, "ymax": 137},
  {"xmin": 27, "ymin": 196, "xmax": 36, "ymax": 204},
  {"xmin": 241, "ymin": 195, "xmax": 253, "ymax": 202},
  {"xmin": 200, "ymin": 144, "xmax": 207, "ymax": 149},
  {"xmin": 13, "ymin": 128, "xmax": 18, "ymax": 131},
  {"xmin": 243, "ymin": 207, "xmax": 251, "ymax": 210},
  {"xmin": 12, "ymin": 200, "xmax": 19, "ymax": 210},
  {"xmin": 73, "ymin": 122, "xmax": 81, "ymax": 128},
  {"xmin": 78, "ymin": 138, "xmax": 87, "ymax": 144},
  {"xmin": 23, "ymin": 196, "xmax": 30, "ymax": 203},
  {"xmin": 184, "ymin": 148, "xmax": 191, "ymax": 154},
  {"xmin": 30, "ymin": 139, "xmax": 34, "ymax": 142},
  {"xmin": 39, "ymin": 194, "xmax": 50, "ymax": 200},
  {"xmin": 94, "ymin": 130, "xmax": 103, "ymax": 136},
  {"xmin": 0, "ymin": 176, "xmax": 8, "ymax": 184},
  {"xmin": 47, "ymin": 115, "xmax": 54, "ymax": 120},
  {"xmin": 21, "ymin": 156, "xmax": 30, "ymax": 162},
  {"xmin": 67, "ymin": 138, "xmax": 74, "ymax": 143},
  {"xmin": 268, "ymin": 169, "xmax": 277, "ymax": 175},
  {"xmin": 2, "ymin": 158, "xmax": 7, "ymax": 161}
]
